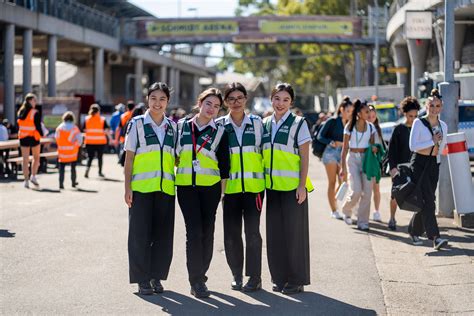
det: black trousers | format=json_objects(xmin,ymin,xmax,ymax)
[
  {"xmin": 223, "ymin": 191, "xmax": 264, "ymax": 278},
  {"xmin": 177, "ymin": 183, "xmax": 221, "ymax": 285},
  {"xmin": 128, "ymin": 191, "xmax": 175, "ymax": 284},
  {"xmin": 266, "ymin": 189, "xmax": 310, "ymax": 286},
  {"xmin": 85, "ymin": 145, "xmax": 104, "ymax": 173},
  {"xmin": 408, "ymin": 153, "xmax": 440, "ymax": 240},
  {"xmin": 59, "ymin": 162, "xmax": 77, "ymax": 186}
]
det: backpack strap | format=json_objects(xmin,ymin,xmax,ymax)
[{"xmin": 420, "ymin": 117, "xmax": 435, "ymax": 156}]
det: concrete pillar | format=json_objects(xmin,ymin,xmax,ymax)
[
  {"xmin": 94, "ymin": 47, "xmax": 104, "ymax": 103},
  {"xmin": 47, "ymin": 35, "xmax": 57, "ymax": 97},
  {"xmin": 174, "ymin": 69, "xmax": 180, "ymax": 107},
  {"xmin": 454, "ymin": 24, "xmax": 466, "ymax": 71},
  {"xmin": 22, "ymin": 29, "xmax": 33, "ymax": 96},
  {"xmin": 134, "ymin": 58, "xmax": 143, "ymax": 103},
  {"xmin": 193, "ymin": 75, "xmax": 201, "ymax": 103},
  {"xmin": 3, "ymin": 24, "xmax": 15, "ymax": 123},
  {"xmin": 366, "ymin": 49, "xmax": 374, "ymax": 86},
  {"xmin": 169, "ymin": 68, "xmax": 176, "ymax": 105},
  {"xmin": 354, "ymin": 50, "xmax": 362, "ymax": 87},
  {"xmin": 39, "ymin": 57, "xmax": 46, "ymax": 103},
  {"xmin": 392, "ymin": 44, "xmax": 410, "ymax": 96},
  {"xmin": 160, "ymin": 65, "xmax": 167, "ymax": 84},
  {"xmin": 407, "ymin": 39, "xmax": 429, "ymax": 96}
]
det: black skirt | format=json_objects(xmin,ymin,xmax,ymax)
[{"xmin": 19, "ymin": 136, "xmax": 40, "ymax": 147}]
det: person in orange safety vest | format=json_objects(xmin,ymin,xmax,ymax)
[
  {"xmin": 55, "ymin": 111, "xmax": 82, "ymax": 189},
  {"xmin": 82, "ymin": 104, "xmax": 109, "ymax": 178},
  {"xmin": 17, "ymin": 93, "xmax": 44, "ymax": 188}
]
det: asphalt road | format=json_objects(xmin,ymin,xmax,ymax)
[{"xmin": 1, "ymin": 154, "xmax": 473, "ymax": 315}]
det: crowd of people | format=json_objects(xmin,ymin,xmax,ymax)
[{"xmin": 4, "ymin": 82, "xmax": 449, "ymax": 297}]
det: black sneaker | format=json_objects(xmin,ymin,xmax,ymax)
[
  {"xmin": 59, "ymin": 184, "xmax": 64, "ymax": 190},
  {"xmin": 243, "ymin": 276, "xmax": 262, "ymax": 292},
  {"xmin": 72, "ymin": 182, "xmax": 78, "ymax": 188},
  {"xmin": 98, "ymin": 172, "xmax": 105, "ymax": 177},
  {"xmin": 84, "ymin": 169, "xmax": 90, "ymax": 178},
  {"xmin": 272, "ymin": 283, "xmax": 285, "ymax": 292},
  {"xmin": 151, "ymin": 279, "xmax": 164, "ymax": 293},
  {"xmin": 231, "ymin": 275, "xmax": 243, "ymax": 291},
  {"xmin": 138, "ymin": 281, "xmax": 153, "ymax": 295},
  {"xmin": 434, "ymin": 238, "xmax": 448, "ymax": 250},
  {"xmin": 190, "ymin": 282, "xmax": 210, "ymax": 298},
  {"xmin": 388, "ymin": 218, "xmax": 397, "ymax": 231}
]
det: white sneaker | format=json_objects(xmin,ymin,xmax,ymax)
[
  {"xmin": 30, "ymin": 175, "xmax": 39, "ymax": 186},
  {"xmin": 434, "ymin": 238, "xmax": 448, "ymax": 250},
  {"xmin": 410, "ymin": 235, "xmax": 423, "ymax": 246},
  {"xmin": 331, "ymin": 211, "xmax": 343, "ymax": 220},
  {"xmin": 343, "ymin": 215, "xmax": 353, "ymax": 225},
  {"xmin": 24, "ymin": 180, "xmax": 29, "ymax": 188},
  {"xmin": 373, "ymin": 211, "xmax": 382, "ymax": 222},
  {"xmin": 357, "ymin": 223, "xmax": 370, "ymax": 231}
]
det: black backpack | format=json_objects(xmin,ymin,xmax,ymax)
[{"xmin": 311, "ymin": 118, "xmax": 334, "ymax": 159}]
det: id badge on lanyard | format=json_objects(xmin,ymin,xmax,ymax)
[{"xmin": 191, "ymin": 122, "xmax": 212, "ymax": 172}]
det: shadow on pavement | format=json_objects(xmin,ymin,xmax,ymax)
[
  {"xmin": 73, "ymin": 187, "xmax": 99, "ymax": 193},
  {"xmin": 0, "ymin": 229, "xmax": 15, "ymax": 238},
  {"xmin": 100, "ymin": 177, "xmax": 122, "ymax": 182},
  {"xmin": 31, "ymin": 187, "xmax": 61, "ymax": 193},
  {"xmin": 424, "ymin": 245, "xmax": 474, "ymax": 257},
  {"xmin": 136, "ymin": 289, "xmax": 376, "ymax": 315}
]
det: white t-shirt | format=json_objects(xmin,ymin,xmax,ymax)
[
  {"xmin": 124, "ymin": 111, "xmax": 170, "ymax": 152},
  {"xmin": 270, "ymin": 111, "xmax": 311, "ymax": 146},
  {"xmin": 344, "ymin": 122, "xmax": 376, "ymax": 149},
  {"xmin": 409, "ymin": 118, "xmax": 447, "ymax": 153}
]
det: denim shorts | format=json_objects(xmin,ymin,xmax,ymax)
[{"xmin": 322, "ymin": 145, "xmax": 342, "ymax": 164}]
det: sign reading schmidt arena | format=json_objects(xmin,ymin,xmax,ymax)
[{"xmin": 146, "ymin": 21, "xmax": 239, "ymax": 37}]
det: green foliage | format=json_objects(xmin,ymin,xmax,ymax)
[{"xmin": 223, "ymin": 0, "xmax": 395, "ymax": 98}]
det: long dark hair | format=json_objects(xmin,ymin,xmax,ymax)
[
  {"xmin": 337, "ymin": 96, "xmax": 353, "ymax": 117},
  {"xmin": 368, "ymin": 105, "xmax": 382, "ymax": 139},
  {"xmin": 347, "ymin": 99, "xmax": 366, "ymax": 132},
  {"xmin": 270, "ymin": 83, "xmax": 295, "ymax": 102},
  {"xmin": 17, "ymin": 93, "xmax": 37, "ymax": 119}
]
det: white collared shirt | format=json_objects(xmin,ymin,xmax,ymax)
[
  {"xmin": 124, "ymin": 110, "xmax": 169, "ymax": 152},
  {"xmin": 270, "ymin": 110, "xmax": 311, "ymax": 146},
  {"xmin": 225, "ymin": 114, "xmax": 253, "ymax": 146},
  {"xmin": 191, "ymin": 115, "xmax": 217, "ymax": 131}
]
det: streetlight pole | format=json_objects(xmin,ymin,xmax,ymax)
[
  {"xmin": 374, "ymin": 0, "xmax": 380, "ymax": 98},
  {"xmin": 438, "ymin": 0, "xmax": 459, "ymax": 217}
]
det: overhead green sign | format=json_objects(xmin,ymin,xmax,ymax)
[
  {"xmin": 260, "ymin": 20, "xmax": 354, "ymax": 36},
  {"xmin": 146, "ymin": 21, "xmax": 239, "ymax": 37}
]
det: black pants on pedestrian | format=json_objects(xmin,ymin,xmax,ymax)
[
  {"xmin": 223, "ymin": 191, "xmax": 264, "ymax": 279},
  {"xmin": 408, "ymin": 153, "xmax": 440, "ymax": 240},
  {"xmin": 86, "ymin": 144, "xmax": 104, "ymax": 173},
  {"xmin": 266, "ymin": 189, "xmax": 310, "ymax": 286},
  {"xmin": 177, "ymin": 183, "xmax": 221, "ymax": 285},
  {"xmin": 128, "ymin": 191, "xmax": 175, "ymax": 284},
  {"xmin": 59, "ymin": 162, "xmax": 77, "ymax": 186}
]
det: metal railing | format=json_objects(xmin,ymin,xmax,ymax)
[{"xmin": 8, "ymin": 0, "xmax": 119, "ymax": 37}]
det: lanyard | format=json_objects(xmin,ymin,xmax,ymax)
[
  {"xmin": 191, "ymin": 122, "xmax": 212, "ymax": 155},
  {"xmin": 355, "ymin": 123, "xmax": 365, "ymax": 147}
]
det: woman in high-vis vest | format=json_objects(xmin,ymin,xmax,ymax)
[
  {"xmin": 215, "ymin": 82, "xmax": 265, "ymax": 292},
  {"xmin": 176, "ymin": 88, "xmax": 230, "ymax": 298},
  {"xmin": 55, "ymin": 111, "xmax": 82, "ymax": 189},
  {"xmin": 123, "ymin": 82, "xmax": 177, "ymax": 295},
  {"xmin": 262, "ymin": 83, "xmax": 313, "ymax": 295},
  {"xmin": 83, "ymin": 104, "xmax": 109, "ymax": 178},
  {"xmin": 17, "ymin": 93, "xmax": 43, "ymax": 188}
]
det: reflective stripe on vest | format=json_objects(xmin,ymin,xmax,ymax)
[
  {"xmin": 175, "ymin": 119, "xmax": 224, "ymax": 186},
  {"xmin": 262, "ymin": 113, "xmax": 314, "ymax": 192},
  {"xmin": 17, "ymin": 109, "xmax": 41, "ymax": 140},
  {"xmin": 84, "ymin": 115, "xmax": 107, "ymax": 145},
  {"xmin": 216, "ymin": 115, "xmax": 265, "ymax": 194},
  {"xmin": 131, "ymin": 116, "xmax": 176, "ymax": 195},
  {"xmin": 56, "ymin": 125, "xmax": 80, "ymax": 163}
]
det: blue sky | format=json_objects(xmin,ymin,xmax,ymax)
[{"xmin": 129, "ymin": 0, "xmax": 239, "ymax": 18}]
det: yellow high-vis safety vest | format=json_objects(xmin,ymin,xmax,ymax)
[
  {"xmin": 216, "ymin": 114, "xmax": 265, "ymax": 194},
  {"xmin": 130, "ymin": 116, "xmax": 177, "ymax": 196},
  {"xmin": 262, "ymin": 113, "xmax": 314, "ymax": 192}
]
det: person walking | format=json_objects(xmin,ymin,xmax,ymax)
[
  {"xmin": 17, "ymin": 93, "xmax": 43, "ymax": 188},
  {"xmin": 123, "ymin": 82, "xmax": 177, "ymax": 295},
  {"xmin": 340, "ymin": 100, "xmax": 377, "ymax": 231},
  {"xmin": 83, "ymin": 104, "xmax": 109, "ymax": 178},
  {"xmin": 215, "ymin": 82, "xmax": 265, "ymax": 292},
  {"xmin": 175, "ymin": 88, "xmax": 230, "ymax": 298},
  {"xmin": 317, "ymin": 96, "xmax": 353, "ymax": 219},
  {"xmin": 263, "ymin": 83, "xmax": 313, "ymax": 295},
  {"xmin": 55, "ymin": 111, "xmax": 82, "ymax": 189},
  {"xmin": 367, "ymin": 105, "xmax": 386, "ymax": 222},
  {"xmin": 386, "ymin": 97, "xmax": 420, "ymax": 231},
  {"xmin": 408, "ymin": 89, "xmax": 448, "ymax": 250}
]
